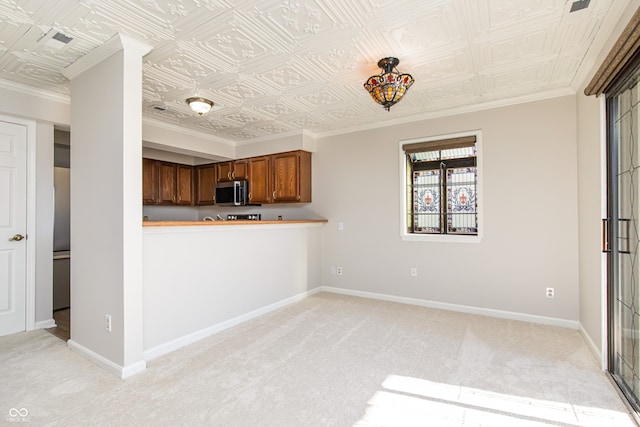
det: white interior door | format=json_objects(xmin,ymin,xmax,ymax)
[{"xmin": 0, "ymin": 120, "xmax": 27, "ymax": 336}]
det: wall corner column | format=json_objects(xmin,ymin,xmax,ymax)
[{"xmin": 63, "ymin": 34, "xmax": 151, "ymax": 378}]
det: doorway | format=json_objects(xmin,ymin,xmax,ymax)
[
  {"xmin": 49, "ymin": 134, "xmax": 71, "ymax": 341},
  {"xmin": 607, "ymin": 56, "xmax": 640, "ymax": 412}
]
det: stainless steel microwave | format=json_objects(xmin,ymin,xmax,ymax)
[{"xmin": 215, "ymin": 180, "xmax": 249, "ymax": 206}]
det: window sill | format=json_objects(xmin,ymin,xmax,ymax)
[{"xmin": 401, "ymin": 233, "xmax": 482, "ymax": 243}]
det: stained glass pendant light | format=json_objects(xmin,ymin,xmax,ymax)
[
  {"xmin": 186, "ymin": 97, "xmax": 214, "ymax": 115},
  {"xmin": 364, "ymin": 57, "xmax": 414, "ymax": 111}
]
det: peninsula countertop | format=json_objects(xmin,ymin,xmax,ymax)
[{"xmin": 143, "ymin": 219, "xmax": 328, "ymax": 227}]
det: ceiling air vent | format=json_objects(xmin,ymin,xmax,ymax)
[
  {"xmin": 38, "ymin": 28, "xmax": 74, "ymax": 50},
  {"xmin": 51, "ymin": 32, "xmax": 73, "ymax": 45},
  {"xmin": 570, "ymin": 0, "xmax": 590, "ymax": 13}
]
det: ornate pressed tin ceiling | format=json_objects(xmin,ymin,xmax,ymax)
[{"xmin": 0, "ymin": 0, "xmax": 616, "ymax": 143}]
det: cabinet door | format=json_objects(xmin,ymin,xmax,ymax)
[
  {"xmin": 248, "ymin": 156, "xmax": 271, "ymax": 204},
  {"xmin": 176, "ymin": 165, "xmax": 194, "ymax": 206},
  {"xmin": 142, "ymin": 158, "xmax": 158, "ymax": 205},
  {"xmin": 158, "ymin": 162, "xmax": 177, "ymax": 204},
  {"xmin": 233, "ymin": 159, "xmax": 248, "ymax": 180},
  {"xmin": 216, "ymin": 160, "xmax": 248, "ymax": 181},
  {"xmin": 216, "ymin": 162, "xmax": 233, "ymax": 182},
  {"xmin": 195, "ymin": 164, "xmax": 216, "ymax": 205},
  {"xmin": 272, "ymin": 151, "xmax": 311, "ymax": 202}
]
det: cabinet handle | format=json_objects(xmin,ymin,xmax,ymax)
[
  {"xmin": 173, "ymin": 195, "xmax": 176, "ymax": 202},
  {"xmin": 227, "ymin": 171, "xmax": 231, "ymax": 180},
  {"xmin": 273, "ymin": 190, "xmax": 276, "ymax": 200},
  {"xmin": 249, "ymin": 192, "xmax": 252, "ymax": 200},
  {"xmin": 232, "ymin": 171, "xmax": 236, "ymax": 179}
]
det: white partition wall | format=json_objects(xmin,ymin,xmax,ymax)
[
  {"xmin": 63, "ymin": 34, "xmax": 151, "ymax": 378},
  {"xmin": 142, "ymin": 223, "xmax": 323, "ymax": 359}
]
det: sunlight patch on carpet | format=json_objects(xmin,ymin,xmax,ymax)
[{"xmin": 354, "ymin": 375, "xmax": 633, "ymax": 426}]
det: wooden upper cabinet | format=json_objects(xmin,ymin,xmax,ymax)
[
  {"xmin": 216, "ymin": 162, "xmax": 233, "ymax": 182},
  {"xmin": 144, "ymin": 160, "xmax": 195, "ymax": 206},
  {"xmin": 143, "ymin": 158, "xmax": 158, "ymax": 205},
  {"xmin": 248, "ymin": 156, "xmax": 271, "ymax": 204},
  {"xmin": 245, "ymin": 151, "xmax": 311, "ymax": 204},
  {"xmin": 158, "ymin": 162, "xmax": 177, "ymax": 204},
  {"xmin": 233, "ymin": 159, "xmax": 248, "ymax": 180},
  {"xmin": 216, "ymin": 159, "xmax": 249, "ymax": 182},
  {"xmin": 176, "ymin": 164, "xmax": 194, "ymax": 205},
  {"xmin": 143, "ymin": 150, "xmax": 310, "ymax": 207},
  {"xmin": 272, "ymin": 151, "xmax": 311, "ymax": 203},
  {"xmin": 195, "ymin": 164, "xmax": 216, "ymax": 206}
]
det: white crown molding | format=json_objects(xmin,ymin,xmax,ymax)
[
  {"xmin": 315, "ymin": 87, "xmax": 576, "ymax": 140},
  {"xmin": 234, "ymin": 128, "xmax": 319, "ymax": 146},
  {"xmin": 571, "ymin": 0, "xmax": 635, "ymax": 92},
  {"xmin": 142, "ymin": 117, "xmax": 236, "ymax": 147},
  {"xmin": 0, "ymin": 78, "xmax": 70, "ymax": 104},
  {"xmin": 63, "ymin": 33, "xmax": 152, "ymax": 80},
  {"xmin": 0, "ymin": 73, "xmax": 575, "ymax": 152}
]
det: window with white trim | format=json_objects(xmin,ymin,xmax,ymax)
[{"xmin": 401, "ymin": 133, "xmax": 481, "ymax": 240}]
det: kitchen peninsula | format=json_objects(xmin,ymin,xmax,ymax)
[{"xmin": 142, "ymin": 218, "xmax": 327, "ymax": 360}]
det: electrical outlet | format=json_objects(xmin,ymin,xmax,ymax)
[
  {"xmin": 411, "ymin": 267, "xmax": 418, "ymax": 278},
  {"xmin": 105, "ymin": 314, "xmax": 112, "ymax": 332},
  {"xmin": 337, "ymin": 267, "xmax": 343, "ymax": 276},
  {"xmin": 546, "ymin": 288, "xmax": 555, "ymax": 299}
]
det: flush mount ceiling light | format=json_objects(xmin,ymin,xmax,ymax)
[
  {"xmin": 186, "ymin": 97, "xmax": 214, "ymax": 115},
  {"xmin": 364, "ymin": 57, "xmax": 414, "ymax": 111}
]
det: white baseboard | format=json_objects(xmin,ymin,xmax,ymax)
[
  {"xmin": 34, "ymin": 319, "xmax": 56, "ymax": 329},
  {"xmin": 143, "ymin": 287, "xmax": 324, "ymax": 361},
  {"xmin": 320, "ymin": 286, "xmax": 580, "ymax": 330},
  {"xmin": 579, "ymin": 323, "xmax": 604, "ymax": 367},
  {"xmin": 67, "ymin": 340, "xmax": 146, "ymax": 379}
]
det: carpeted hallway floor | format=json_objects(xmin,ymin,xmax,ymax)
[{"xmin": 0, "ymin": 292, "xmax": 635, "ymax": 426}]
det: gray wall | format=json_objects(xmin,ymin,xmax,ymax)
[{"xmin": 314, "ymin": 95, "xmax": 580, "ymax": 321}]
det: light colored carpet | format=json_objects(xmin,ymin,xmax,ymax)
[{"xmin": 0, "ymin": 292, "xmax": 635, "ymax": 426}]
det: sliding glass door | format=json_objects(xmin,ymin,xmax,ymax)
[{"xmin": 608, "ymin": 61, "xmax": 640, "ymax": 412}]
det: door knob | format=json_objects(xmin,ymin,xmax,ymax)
[{"xmin": 9, "ymin": 234, "xmax": 25, "ymax": 241}]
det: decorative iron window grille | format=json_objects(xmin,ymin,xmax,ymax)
[{"xmin": 403, "ymin": 136, "xmax": 478, "ymax": 235}]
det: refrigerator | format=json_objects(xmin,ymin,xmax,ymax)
[{"xmin": 53, "ymin": 167, "xmax": 70, "ymax": 310}]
